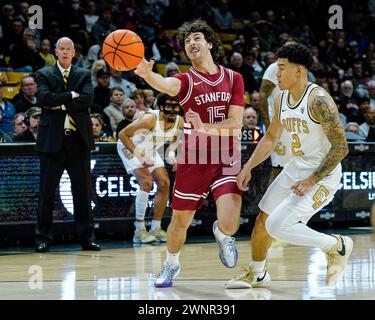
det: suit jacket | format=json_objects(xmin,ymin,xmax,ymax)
[{"xmin": 35, "ymin": 64, "xmax": 95, "ymax": 153}]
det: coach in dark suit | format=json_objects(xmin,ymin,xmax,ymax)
[{"xmin": 35, "ymin": 37, "xmax": 100, "ymax": 252}]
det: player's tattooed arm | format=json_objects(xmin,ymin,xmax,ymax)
[
  {"xmin": 309, "ymin": 91, "xmax": 349, "ymax": 184},
  {"xmin": 259, "ymin": 79, "xmax": 275, "ymax": 129}
]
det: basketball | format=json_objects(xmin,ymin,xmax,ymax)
[{"xmin": 102, "ymin": 29, "xmax": 144, "ymax": 71}]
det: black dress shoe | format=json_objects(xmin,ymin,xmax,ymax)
[
  {"xmin": 35, "ymin": 242, "xmax": 50, "ymax": 253},
  {"xmin": 81, "ymin": 241, "xmax": 101, "ymax": 251}
]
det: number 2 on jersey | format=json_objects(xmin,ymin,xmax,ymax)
[
  {"xmin": 291, "ymin": 133, "xmax": 304, "ymax": 156},
  {"xmin": 207, "ymin": 106, "xmax": 226, "ymax": 123}
]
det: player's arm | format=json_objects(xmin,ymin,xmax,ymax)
[
  {"xmin": 118, "ymin": 113, "xmax": 155, "ymax": 160},
  {"xmin": 243, "ymin": 94, "xmax": 284, "ymax": 171},
  {"xmin": 168, "ymin": 117, "xmax": 184, "ymax": 153},
  {"xmin": 259, "ymin": 79, "xmax": 276, "ymax": 129},
  {"xmin": 135, "ymin": 58, "xmax": 181, "ymax": 96},
  {"xmin": 308, "ymin": 89, "xmax": 349, "ymax": 183},
  {"xmin": 207, "ymin": 104, "xmax": 243, "ymax": 131},
  {"xmin": 165, "ymin": 117, "xmax": 184, "ymax": 165},
  {"xmin": 186, "ymin": 71, "xmax": 245, "ymax": 134},
  {"xmin": 237, "ymin": 95, "xmax": 284, "ymax": 191},
  {"xmin": 186, "ymin": 104, "xmax": 243, "ymax": 135}
]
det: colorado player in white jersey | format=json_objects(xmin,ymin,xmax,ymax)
[
  {"xmin": 118, "ymin": 94, "xmax": 183, "ymax": 244},
  {"xmin": 250, "ymin": 55, "xmax": 294, "ymax": 275},
  {"xmin": 261, "ymin": 61, "xmax": 292, "ymax": 170},
  {"xmin": 227, "ymin": 43, "xmax": 353, "ymax": 289},
  {"xmin": 135, "ymin": 19, "xmax": 245, "ymax": 287}
]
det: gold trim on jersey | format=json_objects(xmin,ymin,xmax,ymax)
[{"xmin": 286, "ymin": 82, "xmax": 314, "ymax": 110}]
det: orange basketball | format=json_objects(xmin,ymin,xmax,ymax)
[{"xmin": 102, "ymin": 29, "xmax": 144, "ymax": 71}]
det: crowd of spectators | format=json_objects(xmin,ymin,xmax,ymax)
[{"xmin": 0, "ymin": 0, "xmax": 375, "ymax": 142}]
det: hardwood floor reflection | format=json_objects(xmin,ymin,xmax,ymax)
[{"xmin": 0, "ymin": 232, "xmax": 374, "ymax": 300}]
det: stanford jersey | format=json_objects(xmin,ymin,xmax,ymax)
[
  {"xmin": 175, "ymin": 65, "xmax": 244, "ymax": 119},
  {"xmin": 171, "ymin": 65, "xmax": 244, "ymax": 211},
  {"xmin": 175, "ymin": 65, "xmax": 244, "ymax": 154}
]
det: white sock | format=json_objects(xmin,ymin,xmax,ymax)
[
  {"xmin": 250, "ymin": 260, "xmax": 266, "ymax": 273},
  {"xmin": 135, "ymin": 220, "xmax": 145, "ymax": 231},
  {"xmin": 135, "ymin": 190, "xmax": 149, "ymax": 222},
  {"xmin": 151, "ymin": 219, "xmax": 161, "ymax": 231},
  {"xmin": 166, "ymin": 250, "xmax": 180, "ymax": 266},
  {"xmin": 213, "ymin": 222, "xmax": 228, "ymax": 241},
  {"xmin": 321, "ymin": 235, "xmax": 338, "ymax": 251}
]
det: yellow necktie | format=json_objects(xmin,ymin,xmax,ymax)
[
  {"xmin": 63, "ymin": 69, "xmax": 69, "ymax": 87},
  {"xmin": 68, "ymin": 115, "xmax": 76, "ymax": 131},
  {"xmin": 63, "ymin": 70, "xmax": 76, "ymax": 131}
]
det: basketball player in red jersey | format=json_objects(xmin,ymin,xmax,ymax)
[{"xmin": 135, "ymin": 19, "xmax": 245, "ymax": 287}]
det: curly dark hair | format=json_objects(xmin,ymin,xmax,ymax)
[
  {"xmin": 157, "ymin": 93, "xmax": 179, "ymax": 107},
  {"xmin": 176, "ymin": 19, "xmax": 222, "ymax": 61},
  {"xmin": 277, "ymin": 43, "xmax": 313, "ymax": 69}
]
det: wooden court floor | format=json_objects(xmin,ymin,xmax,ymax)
[{"xmin": 0, "ymin": 230, "xmax": 374, "ymax": 300}]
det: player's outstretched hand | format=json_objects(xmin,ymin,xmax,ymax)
[
  {"xmin": 236, "ymin": 167, "xmax": 251, "ymax": 191},
  {"xmin": 134, "ymin": 58, "xmax": 154, "ymax": 79}
]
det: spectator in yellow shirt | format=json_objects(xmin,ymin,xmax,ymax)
[{"xmin": 39, "ymin": 39, "xmax": 56, "ymax": 66}]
